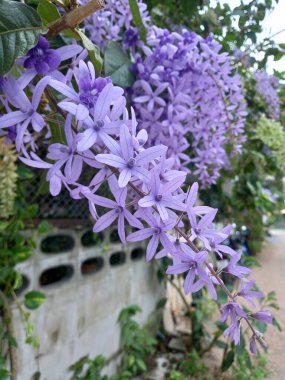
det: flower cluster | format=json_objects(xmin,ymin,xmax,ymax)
[
  {"xmin": 0, "ymin": 43, "xmax": 270, "ymax": 349},
  {"xmin": 131, "ymin": 27, "xmax": 247, "ymax": 186},
  {"xmin": 254, "ymin": 71, "xmax": 280, "ymax": 120},
  {"xmin": 84, "ymin": 1, "xmax": 247, "ymax": 186},
  {"xmin": 84, "ymin": 0, "xmax": 150, "ymax": 50}
]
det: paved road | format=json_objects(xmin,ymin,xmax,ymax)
[{"xmin": 252, "ymin": 230, "xmax": 285, "ymax": 380}]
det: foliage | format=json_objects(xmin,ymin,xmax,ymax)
[
  {"xmin": 0, "ymin": 165, "xmax": 45, "ymax": 375},
  {"xmin": 117, "ymin": 305, "xmax": 157, "ymax": 376},
  {"xmin": 231, "ymin": 352, "xmax": 268, "ymax": 380},
  {"xmin": 69, "ymin": 355, "xmax": 108, "ymax": 380}
]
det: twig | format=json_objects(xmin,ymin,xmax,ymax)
[{"xmin": 47, "ymin": 0, "xmax": 105, "ymax": 37}]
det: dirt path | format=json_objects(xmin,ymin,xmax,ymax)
[{"xmin": 252, "ymin": 229, "xmax": 285, "ymax": 380}]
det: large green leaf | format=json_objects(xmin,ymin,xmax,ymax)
[
  {"xmin": 104, "ymin": 41, "xmax": 135, "ymax": 87},
  {"xmin": 0, "ymin": 0, "xmax": 43, "ymax": 76}
]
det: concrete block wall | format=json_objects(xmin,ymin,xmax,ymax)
[{"xmin": 12, "ymin": 226, "xmax": 165, "ymax": 380}]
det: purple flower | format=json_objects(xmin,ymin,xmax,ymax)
[
  {"xmin": 189, "ymin": 208, "xmax": 218, "ymax": 245},
  {"xmin": 205, "ymin": 225, "xmax": 236, "ymax": 258},
  {"xmin": 91, "ymin": 176, "xmax": 143, "ymax": 243},
  {"xmin": 251, "ymin": 310, "xmax": 272, "ymax": 324},
  {"xmin": 24, "ymin": 36, "xmax": 61, "ymax": 74},
  {"xmin": 138, "ymin": 168, "xmax": 186, "ymax": 220},
  {"xmin": 220, "ymin": 302, "xmax": 247, "ymax": 324},
  {"xmin": 186, "ymin": 182, "xmax": 213, "ymax": 222},
  {"xmin": 226, "ymin": 252, "xmax": 252, "ymax": 279},
  {"xmin": 23, "ymin": 36, "xmax": 83, "ymax": 76},
  {"xmin": 235, "ymin": 280, "xmax": 263, "ymax": 307},
  {"xmin": 166, "ymin": 246, "xmax": 209, "ymax": 294},
  {"xmin": 127, "ymin": 210, "xmax": 175, "ymax": 261},
  {"xmin": 249, "ymin": 335, "xmax": 257, "ymax": 354},
  {"xmin": 96, "ymin": 124, "xmax": 167, "ymax": 187},
  {"xmin": 224, "ymin": 320, "xmax": 241, "ymax": 345},
  {"xmin": 0, "ymin": 76, "xmax": 50, "ymax": 150},
  {"xmin": 46, "ymin": 115, "xmax": 83, "ymax": 182},
  {"xmin": 74, "ymin": 60, "xmax": 112, "ymax": 109}
]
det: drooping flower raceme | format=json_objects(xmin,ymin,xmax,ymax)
[
  {"xmin": 254, "ymin": 71, "xmax": 280, "ymax": 120},
  {"xmin": 84, "ymin": 0, "xmax": 247, "ymax": 186}
]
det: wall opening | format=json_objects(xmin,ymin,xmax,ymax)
[
  {"xmin": 81, "ymin": 257, "xmax": 104, "ymax": 275},
  {"xmin": 109, "ymin": 251, "xmax": 126, "ymax": 267},
  {"xmin": 39, "ymin": 265, "xmax": 74, "ymax": 287},
  {"xmin": 41, "ymin": 235, "xmax": 75, "ymax": 254},
  {"xmin": 131, "ymin": 247, "xmax": 145, "ymax": 261},
  {"xmin": 81, "ymin": 230, "xmax": 104, "ymax": 247}
]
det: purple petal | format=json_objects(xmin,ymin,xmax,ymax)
[
  {"xmin": 187, "ymin": 182, "xmax": 198, "ymax": 208},
  {"xmin": 146, "ymin": 235, "xmax": 159, "ymax": 261},
  {"xmin": 93, "ymin": 209, "xmax": 118, "ymax": 232},
  {"xmin": 0, "ymin": 111, "xmax": 26, "ymax": 128},
  {"xmin": 120, "ymin": 124, "xmax": 133, "ymax": 161},
  {"xmin": 127, "ymin": 228, "xmax": 153, "ymax": 242},
  {"xmin": 184, "ymin": 269, "xmax": 195, "ymax": 294},
  {"xmin": 118, "ymin": 168, "xmax": 132, "ymax": 187},
  {"xmin": 96, "ymin": 154, "xmax": 126, "ymax": 168},
  {"xmin": 136, "ymin": 145, "xmax": 167, "ymax": 165},
  {"xmin": 77, "ymin": 129, "xmax": 97, "ymax": 151},
  {"xmin": 166, "ymin": 263, "xmax": 190, "ymax": 275},
  {"xmin": 118, "ymin": 213, "xmax": 126, "ymax": 243},
  {"xmin": 198, "ymin": 208, "xmax": 218, "ymax": 228}
]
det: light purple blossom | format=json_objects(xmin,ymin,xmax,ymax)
[
  {"xmin": 0, "ymin": 76, "xmax": 50, "ymax": 151},
  {"xmin": 96, "ymin": 124, "xmax": 167, "ymax": 187},
  {"xmin": 127, "ymin": 210, "xmax": 175, "ymax": 261},
  {"xmin": 166, "ymin": 246, "xmax": 209, "ymax": 294},
  {"xmin": 91, "ymin": 176, "xmax": 143, "ymax": 243},
  {"xmin": 251, "ymin": 310, "xmax": 272, "ymax": 324},
  {"xmin": 220, "ymin": 302, "xmax": 247, "ymax": 324},
  {"xmin": 138, "ymin": 168, "xmax": 186, "ymax": 220},
  {"xmin": 226, "ymin": 252, "xmax": 252, "ymax": 279}
]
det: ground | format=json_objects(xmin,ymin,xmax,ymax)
[{"xmin": 253, "ymin": 229, "xmax": 285, "ymax": 380}]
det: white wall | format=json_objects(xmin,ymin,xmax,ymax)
[{"xmin": 12, "ymin": 227, "xmax": 164, "ymax": 380}]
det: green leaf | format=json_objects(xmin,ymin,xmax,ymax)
[
  {"xmin": 38, "ymin": 220, "xmax": 51, "ymax": 234},
  {"xmin": 136, "ymin": 359, "xmax": 147, "ymax": 372},
  {"xmin": 128, "ymin": 0, "xmax": 147, "ymax": 42},
  {"xmin": 77, "ymin": 30, "xmax": 103, "ymax": 75},
  {"xmin": 104, "ymin": 42, "xmax": 135, "ymax": 87},
  {"xmin": 181, "ymin": 0, "xmax": 199, "ymax": 17},
  {"xmin": 37, "ymin": 0, "xmax": 61, "ymax": 26},
  {"xmin": 24, "ymin": 291, "xmax": 46, "ymax": 310},
  {"xmin": 0, "ymin": 0, "xmax": 43, "ymax": 76},
  {"xmin": 221, "ymin": 350, "xmax": 235, "ymax": 372},
  {"xmin": 272, "ymin": 316, "xmax": 282, "ymax": 332}
]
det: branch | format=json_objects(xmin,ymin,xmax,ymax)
[{"xmin": 47, "ymin": 0, "xmax": 105, "ymax": 37}]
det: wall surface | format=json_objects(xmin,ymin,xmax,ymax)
[{"xmin": 13, "ymin": 226, "xmax": 164, "ymax": 380}]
